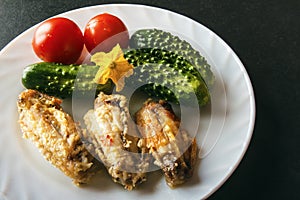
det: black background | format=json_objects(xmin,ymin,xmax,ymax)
[{"xmin": 0, "ymin": 0, "xmax": 299, "ymax": 199}]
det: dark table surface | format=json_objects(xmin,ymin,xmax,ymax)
[{"xmin": 0, "ymin": 0, "xmax": 299, "ymax": 199}]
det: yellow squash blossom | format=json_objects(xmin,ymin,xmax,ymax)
[{"xmin": 91, "ymin": 44, "xmax": 134, "ymax": 92}]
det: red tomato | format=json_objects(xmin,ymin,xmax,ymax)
[
  {"xmin": 84, "ymin": 13, "xmax": 129, "ymax": 53},
  {"xmin": 32, "ymin": 17, "xmax": 84, "ymax": 64},
  {"xmin": 75, "ymin": 45, "xmax": 92, "ymax": 65}
]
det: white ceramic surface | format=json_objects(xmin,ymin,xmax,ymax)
[{"xmin": 0, "ymin": 4, "xmax": 255, "ymax": 200}]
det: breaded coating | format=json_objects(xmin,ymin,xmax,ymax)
[
  {"xmin": 17, "ymin": 89, "xmax": 101, "ymax": 185},
  {"xmin": 83, "ymin": 92, "xmax": 149, "ymax": 190},
  {"xmin": 135, "ymin": 100, "xmax": 198, "ymax": 188}
]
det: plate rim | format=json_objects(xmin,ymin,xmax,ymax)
[{"xmin": 0, "ymin": 3, "xmax": 256, "ymax": 199}]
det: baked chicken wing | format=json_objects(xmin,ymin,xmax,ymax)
[
  {"xmin": 135, "ymin": 100, "xmax": 198, "ymax": 188},
  {"xmin": 17, "ymin": 89, "xmax": 101, "ymax": 185},
  {"xmin": 83, "ymin": 92, "xmax": 149, "ymax": 190}
]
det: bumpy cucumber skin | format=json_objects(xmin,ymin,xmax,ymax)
[
  {"xmin": 129, "ymin": 29, "xmax": 215, "ymax": 88},
  {"xmin": 124, "ymin": 48, "xmax": 210, "ymax": 106},
  {"xmin": 22, "ymin": 62, "xmax": 113, "ymax": 99},
  {"xmin": 22, "ymin": 46, "xmax": 210, "ymax": 106}
]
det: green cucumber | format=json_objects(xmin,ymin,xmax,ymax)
[
  {"xmin": 129, "ymin": 28, "xmax": 215, "ymax": 88},
  {"xmin": 22, "ymin": 62, "xmax": 114, "ymax": 99},
  {"xmin": 124, "ymin": 48, "xmax": 210, "ymax": 106},
  {"xmin": 22, "ymin": 47, "xmax": 210, "ymax": 106}
]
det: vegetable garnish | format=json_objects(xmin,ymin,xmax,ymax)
[{"xmin": 91, "ymin": 44, "xmax": 134, "ymax": 92}]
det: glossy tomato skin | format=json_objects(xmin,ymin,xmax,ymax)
[
  {"xmin": 84, "ymin": 13, "xmax": 129, "ymax": 53},
  {"xmin": 32, "ymin": 17, "xmax": 84, "ymax": 64}
]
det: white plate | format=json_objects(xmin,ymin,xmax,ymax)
[{"xmin": 0, "ymin": 4, "xmax": 255, "ymax": 200}]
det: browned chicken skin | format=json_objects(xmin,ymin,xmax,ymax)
[
  {"xmin": 136, "ymin": 100, "xmax": 198, "ymax": 188},
  {"xmin": 17, "ymin": 90, "xmax": 197, "ymax": 189},
  {"xmin": 83, "ymin": 92, "xmax": 149, "ymax": 190},
  {"xmin": 17, "ymin": 89, "xmax": 101, "ymax": 185}
]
